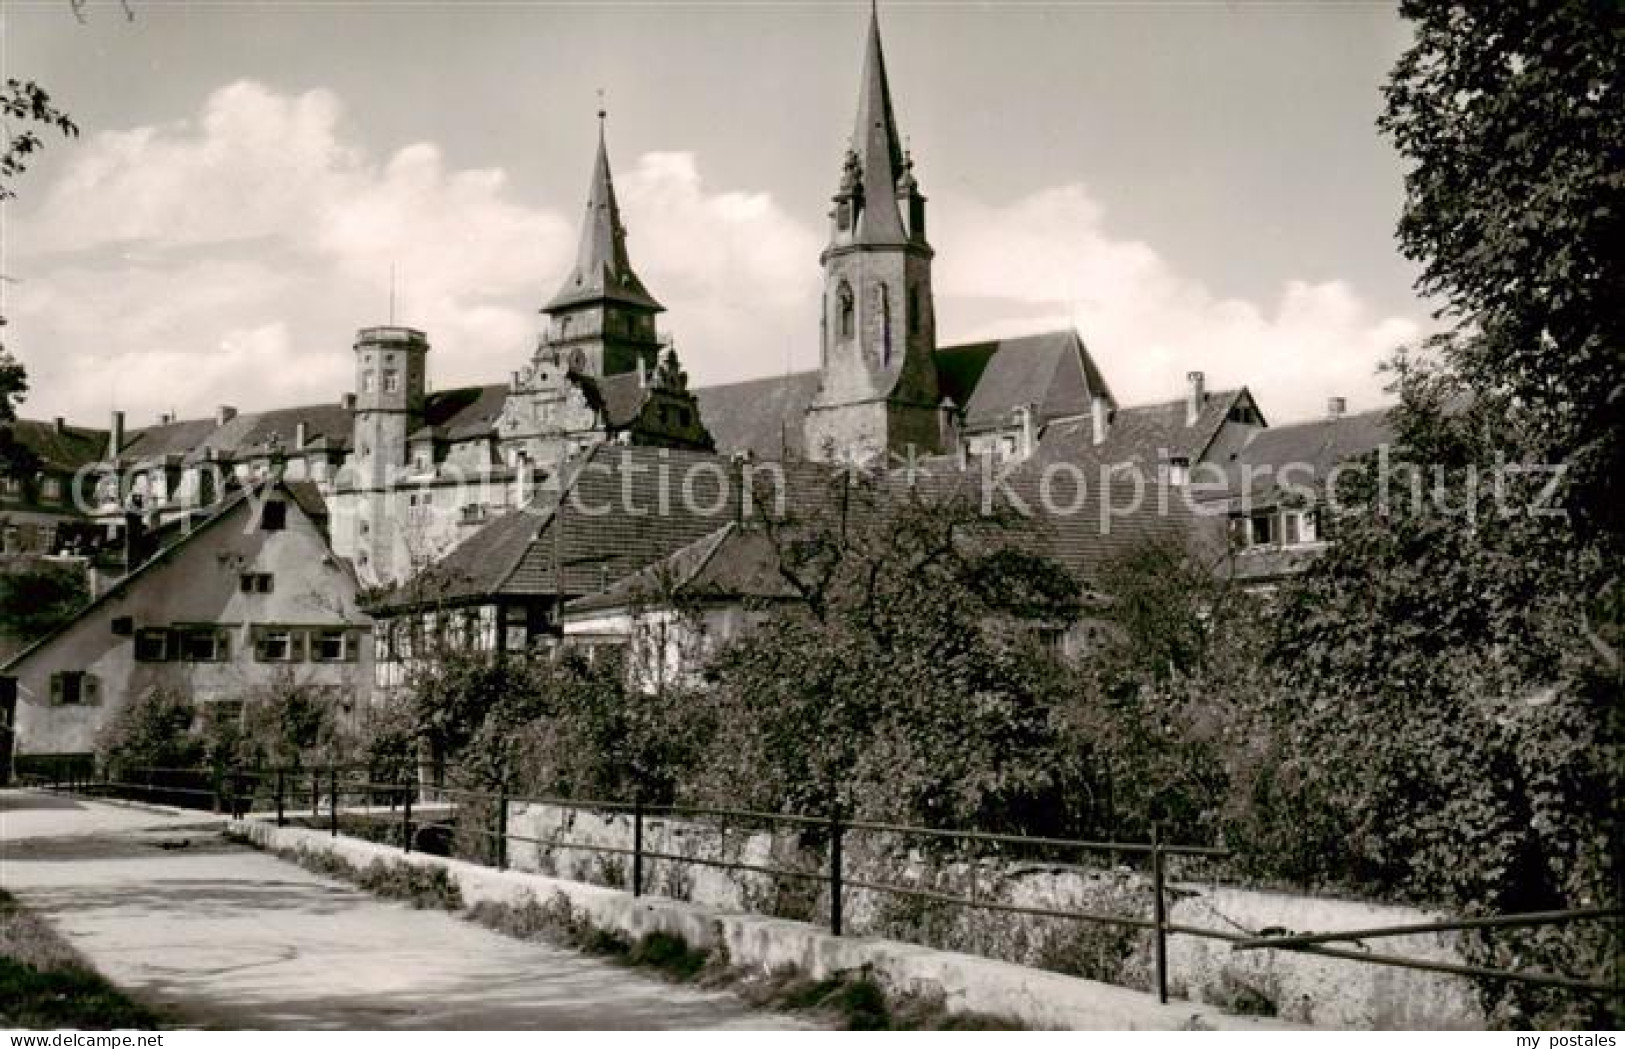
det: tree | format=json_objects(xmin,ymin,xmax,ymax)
[
  {"xmin": 693, "ymin": 473, "xmax": 1081, "ymax": 832},
  {"xmin": 96, "ymin": 686, "xmax": 204, "ymax": 779},
  {"xmin": 2, "ymin": 77, "xmax": 77, "ymax": 456},
  {"xmin": 0, "ymin": 559, "xmax": 88, "ymax": 650},
  {"xmin": 1379, "ymin": 0, "xmax": 1625, "ymax": 542}
]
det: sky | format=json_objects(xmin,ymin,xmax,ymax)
[{"xmin": 1, "ymin": 0, "xmax": 1432, "ymax": 429}]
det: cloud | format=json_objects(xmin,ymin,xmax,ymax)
[
  {"xmin": 931, "ymin": 184, "xmax": 1424, "ymax": 421},
  {"xmin": 4, "ymin": 80, "xmax": 1421, "ymax": 430}
]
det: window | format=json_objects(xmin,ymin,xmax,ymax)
[
  {"xmin": 1249, "ymin": 512, "xmax": 1277, "ymax": 547},
  {"xmin": 876, "ymin": 283, "xmax": 892, "ymax": 365},
  {"xmin": 1282, "ymin": 509, "xmax": 1319, "ymax": 547},
  {"xmin": 361, "ymin": 370, "xmax": 375, "ymax": 393},
  {"xmin": 40, "ymin": 477, "xmax": 62, "ymax": 501},
  {"xmin": 1, "ymin": 477, "xmax": 20, "ymax": 496},
  {"xmin": 1165, "ymin": 456, "xmax": 1190, "ymax": 487},
  {"xmin": 49, "ymin": 671, "xmax": 99, "ymax": 706},
  {"xmin": 836, "ymin": 282, "xmax": 855, "ymax": 341},
  {"xmin": 203, "ymin": 701, "xmax": 245, "ymax": 730},
  {"xmin": 134, "ymin": 628, "xmax": 171, "ymax": 662},
  {"xmin": 312, "ymin": 628, "xmax": 359, "ymax": 663},
  {"xmin": 383, "ymin": 369, "xmax": 400, "ymax": 393},
  {"xmin": 253, "ymin": 626, "xmax": 300, "ymax": 662},
  {"xmin": 178, "ymin": 626, "xmax": 231, "ymax": 662},
  {"xmin": 239, "ymin": 572, "xmax": 274, "ymax": 594},
  {"xmin": 110, "ymin": 616, "xmax": 135, "ymax": 637},
  {"xmin": 259, "ymin": 501, "xmax": 287, "ymax": 531}
]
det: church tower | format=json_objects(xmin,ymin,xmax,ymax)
[
  {"xmin": 538, "ymin": 112, "xmax": 664, "ymax": 379},
  {"xmin": 803, "ymin": 5, "xmax": 942, "ymax": 464}
]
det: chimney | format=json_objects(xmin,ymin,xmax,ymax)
[
  {"xmin": 1185, "ymin": 371, "xmax": 1205, "ymax": 427},
  {"xmin": 293, "ymin": 421, "xmax": 308, "ymax": 448},
  {"xmin": 53, "ymin": 416, "xmax": 65, "ymax": 435},
  {"xmin": 1327, "ymin": 396, "xmax": 1347, "ymax": 419},
  {"xmin": 216, "ymin": 405, "xmax": 237, "ymax": 426},
  {"xmin": 1091, "ymin": 395, "xmax": 1110, "ymax": 446},
  {"xmin": 159, "ymin": 411, "xmax": 174, "ymax": 426},
  {"xmin": 107, "ymin": 410, "xmax": 126, "ymax": 462},
  {"xmin": 341, "ymin": 393, "xmax": 357, "ymax": 411}
]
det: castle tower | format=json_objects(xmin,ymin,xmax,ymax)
[
  {"xmin": 350, "ymin": 325, "xmax": 429, "ymax": 489},
  {"xmin": 803, "ymin": 5, "xmax": 942, "ymax": 464},
  {"xmin": 538, "ymin": 111, "xmax": 664, "ymax": 379}
]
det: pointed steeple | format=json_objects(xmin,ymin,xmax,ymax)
[
  {"xmin": 546, "ymin": 110, "xmax": 662, "ymax": 313},
  {"xmin": 849, "ymin": 2, "xmax": 908, "ymax": 245}
]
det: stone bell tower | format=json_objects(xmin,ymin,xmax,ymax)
[{"xmin": 803, "ymin": 4, "xmax": 942, "ymax": 464}]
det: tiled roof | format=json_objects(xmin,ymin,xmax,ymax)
[
  {"xmin": 505, "ymin": 445, "xmax": 757, "ymax": 598},
  {"xmin": 564, "ymin": 522, "xmax": 799, "ymax": 615},
  {"xmin": 120, "ymin": 418, "xmax": 220, "ymax": 461},
  {"xmin": 693, "ymin": 372, "xmax": 820, "ymax": 460},
  {"xmin": 366, "ymin": 505, "xmax": 545, "ymax": 610},
  {"xmin": 5, "ymin": 419, "xmax": 107, "ymax": 471},
  {"xmin": 935, "ymin": 330, "xmax": 1114, "ymax": 432},
  {"xmin": 691, "ymin": 330, "xmax": 1111, "ymax": 460},
  {"xmin": 1030, "ymin": 389, "xmax": 1250, "ymax": 475},
  {"xmin": 1205, "ymin": 406, "xmax": 1394, "ymax": 504},
  {"xmin": 192, "ymin": 403, "xmax": 356, "ymax": 462}
]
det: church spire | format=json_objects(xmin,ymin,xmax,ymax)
[
  {"xmin": 848, "ymin": 1, "xmax": 909, "ymax": 246},
  {"xmin": 546, "ymin": 109, "xmax": 662, "ymax": 313}
]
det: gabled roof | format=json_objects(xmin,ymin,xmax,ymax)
[
  {"xmin": 935, "ymin": 330, "xmax": 1114, "ymax": 432},
  {"xmin": 689, "ymin": 330, "xmax": 1113, "ymax": 460},
  {"xmin": 1, "ymin": 478, "xmax": 342, "ymax": 672},
  {"xmin": 369, "ymin": 445, "xmax": 777, "ymax": 612},
  {"xmin": 1029, "ymin": 387, "xmax": 1251, "ymax": 475},
  {"xmin": 366, "ymin": 505, "xmax": 545, "ymax": 611},
  {"xmin": 5, "ymin": 419, "xmax": 107, "ymax": 472},
  {"xmin": 694, "ymin": 371, "xmax": 821, "ymax": 460},
  {"xmin": 564, "ymin": 522, "xmax": 798, "ymax": 616},
  {"xmin": 1207, "ymin": 406, "xmax": 1394, "ymax": 503}
]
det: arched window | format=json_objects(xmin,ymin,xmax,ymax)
[{"xmin": 837, "ymin": 282, "xmax": 855, "ymax": 341}]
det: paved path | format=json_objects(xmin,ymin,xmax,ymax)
[{"xmin": 0, "ymin": 791, "xmax": 814, "ymax": 1030}]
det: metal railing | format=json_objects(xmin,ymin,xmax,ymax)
[{"xmin": 41, "ymin": 764, "xmax": 1623, "ymax": 1005}]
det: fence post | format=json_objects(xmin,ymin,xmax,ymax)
[
  {"xmin": 275, "ymin": 768, "xmax": 286, "ymax": 827},
  {"xmin": 1151, "ymin": 824, "xmax": 1168, "ymax": 1005},
  {"xmin": 496, "ymin": 786, "xmax": 509, "ymax": 871},
  {"xmin": 402, "ymin": 784, "xmax": 413, "ymax": 854},
  {"xmin": 828, "ymin": 800, "xmax": 845, "ymax": 937},
  {"xmin": 329, "ymin": 767, "xmax": 339, "ymax": 837},
  {"xmin": 632, "ymin": 795, "xmax": 645, "ymax": 898}
]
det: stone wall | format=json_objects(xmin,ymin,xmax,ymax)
[{"xmin": 507, "ymin": 801, "xmax": 1485, "ymax": 1029}]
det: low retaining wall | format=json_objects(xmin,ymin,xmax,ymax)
[
  {"xmin": 231, "ymin": 818, "xmax": 1295, "ymax": 1031},
  {"xmin": 506, "ymin": 802, "xmax": 1484, "ymax": 1029}
]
